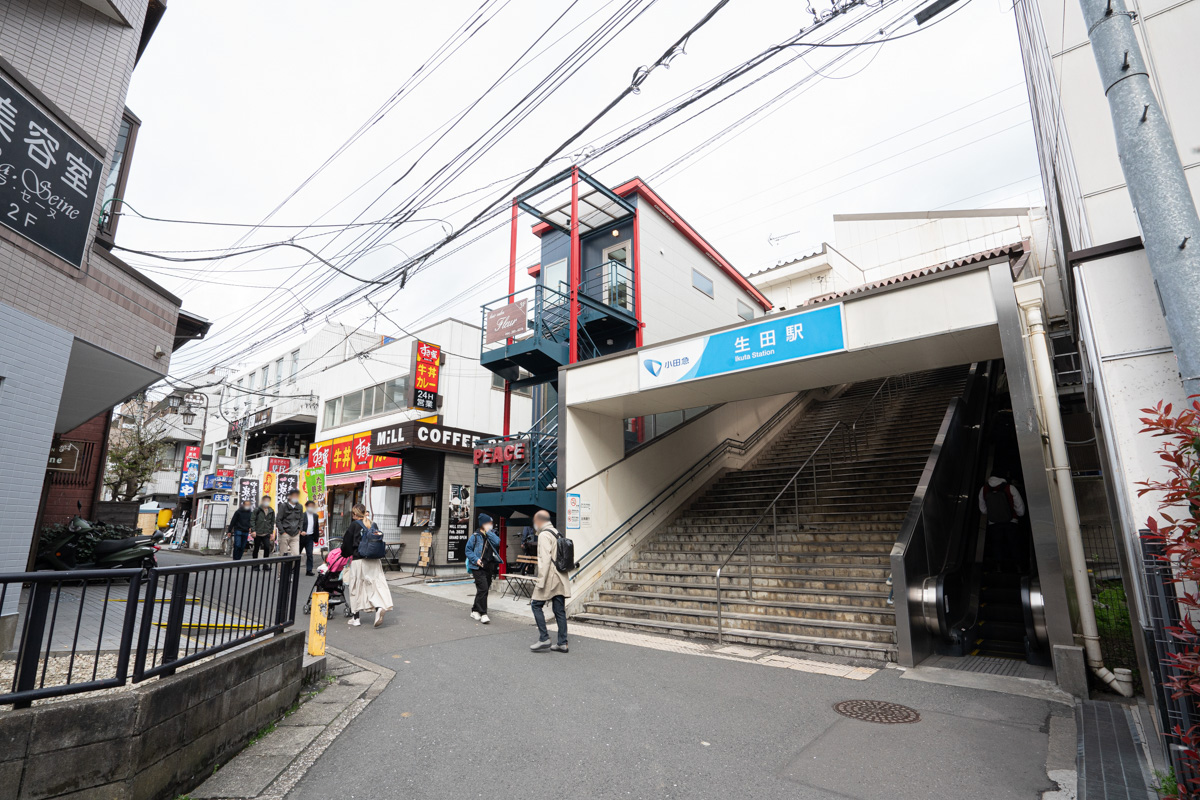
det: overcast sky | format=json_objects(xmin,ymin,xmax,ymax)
[{"xmin": 117, "ymin": 0, "xmax": 1041, "ymax": 378}]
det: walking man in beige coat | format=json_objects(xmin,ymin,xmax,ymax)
[{"xmin": 530, "ymin": 509, "xmax": 570, "ymax": 653}]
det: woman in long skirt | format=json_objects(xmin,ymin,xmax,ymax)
[{"xmin": 340, "ymin": 503, "xmax": 394, "ymax": 628}]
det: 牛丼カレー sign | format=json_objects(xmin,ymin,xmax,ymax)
[
  {"xmin": 636, "ymin": 304, "xmax": 846, "ymax": 390},
  {"xmin": 0, "ymin": 73, "xmax": 103, "ymax": 268},
  {"xmin": 370, "ymin": 420, "xmax": 483, "ymax": 456}
]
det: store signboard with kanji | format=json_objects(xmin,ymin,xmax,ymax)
[
  {"xmin": 267, "ymin": 457, "xmax": 291, "ymax": 473},
  {"xmin": 309, "ymin": 431, "xmax": 402, "ymax": 476},
  {"xmin": 636, "ymin": 304, "xmax": 846, "ymax": 390},
  {"xmin": 179, "ymin": 445, "xmax": 201, "ymax": 497},
  {"xmin": 238, "ymin": 478, "xmax": 260, "ymax": 506},
  {"xmin": 328, "ymin": 436, "xmax": 354, "ymax": 475},
  {"xmin": 0, "ymin": 73, "xmax": 103, "ymax": 268},
  {"xmin": 406, "ymin": 339, "xmax": 442, "ymax": 412}
]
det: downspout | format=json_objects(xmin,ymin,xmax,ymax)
[{"xmin": 1017, "ymin": 281, "xmax": 1133, "ymax": 697}]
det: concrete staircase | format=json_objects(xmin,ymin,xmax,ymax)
[{"xmin": 575, "ymin": 367, "xmax": 968, "ymax": 662}]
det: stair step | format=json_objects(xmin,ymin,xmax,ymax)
[
  {"xmin": 572, "ymin": 613, "xmax": 898, "ymax": 661},
  {"xmin": 598, "ymin": 590, "xmax": 896, "ymax": 622},
  {"xmin": 582, "ymin": 601, "xmax": 896, "ymax": 642}
]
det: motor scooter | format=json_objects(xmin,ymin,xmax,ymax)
[{"xmin": 37, "ymin": 515, "xmax": 163, "ymax": 571}]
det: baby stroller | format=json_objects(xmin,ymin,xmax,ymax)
[{"xmin": 304, "ymin": 548, "xmax": 352, "ymax": 617}]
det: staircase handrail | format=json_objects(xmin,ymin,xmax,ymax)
[
  {"xmin": 571, "ymin": 393, "xmax": 809, "ymax": 578},
  {"xmin": 713, "ymin": 420, "xmax": 848, "ymax": 643},
  {"xmin": 713, "ymin": 372, "xmax": 913, "ymax": 643}
]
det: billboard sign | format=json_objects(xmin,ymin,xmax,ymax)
[
  {"xmin": 0, "ymin": 73, "xmax": 103, "ymax": 268},
  {"xmin": 637, "ymin": 304, "xmax": 846, "ymax": 390},
  {"xmin": 484, "ymin": 300, "xmax": 528, "ymax": 344}
]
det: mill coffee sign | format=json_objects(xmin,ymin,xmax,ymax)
[
  {"xmin": 0, "ymin": 73, "xmax": 103, "ymax": 268},
  {"xmin": 484, "ymin": 300, "xmax": 527, "ymax": 344},
  {"xmin": 370, "ymin": 420, "xmax": 484, "ymax": 456}
]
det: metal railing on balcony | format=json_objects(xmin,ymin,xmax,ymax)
[
  {"xmin": 581, "ymin": 259, "xmax": 636, "ymax": 317},
  {"xmin": 480, "ymin": 284, "xmax": 571, "ymax": 357},
  {"xmin": 475, "ymin": 404, "xmax": 559, "ymax": 498},
  {"xmin": 2, "ymin": 556, "xmax": 300, "ymax": 708}
]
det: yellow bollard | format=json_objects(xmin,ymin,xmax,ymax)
[{"xmin": 308, "ymin": 591, "xmax": 328, "ymax": 657}]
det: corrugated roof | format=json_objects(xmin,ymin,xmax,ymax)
[{"xmin": 802, "ymin": 240, "xmax": 1027, "ymax": 306}]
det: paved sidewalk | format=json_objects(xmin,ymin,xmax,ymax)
[
  {"xmin": 280, "ymin": 586, "xmax": 1076, "ymax": 800},
  {"xmin": 188, "ymin": 649, "xmax": 393, "ymax": 800}
]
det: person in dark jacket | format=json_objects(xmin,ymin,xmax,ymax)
[
  {"xmin": 250, "ymin": 496, "xmax": 276, "ymax": 570},
  {"xmin": 300, "ymin": 501, "xmax": 320, "ymax": 575},
  {"xmin": 465, "ymin": 514, "xmax": 500, "ymax": 624},
  {"xmin": 520, "ymin": 525, "xmax": 538, "ymax": 575},
  {"xmin": 276, "ymin": 489, "xmax": 304, "ymax": 558},
  {"xmin": 226, "ymin": 500, "xmax": 254, "ymax": 560}
]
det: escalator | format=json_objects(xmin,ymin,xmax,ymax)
[{"xmin": 896, "ymin": 361, "xmax": 1050, "ymax": 667}]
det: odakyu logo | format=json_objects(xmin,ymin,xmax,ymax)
[{"xmin": 643, "ymin": 359, "xmax": 663, "ymax": 377}]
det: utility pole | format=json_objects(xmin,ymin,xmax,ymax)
[{"xmin": 1079, "ymin": 0, "xmax": 1200, "ymax": 396}]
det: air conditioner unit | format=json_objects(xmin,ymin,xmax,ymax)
[{"xmin": 235, "ymin": 465, "xmax": 251, "ymax": 477}]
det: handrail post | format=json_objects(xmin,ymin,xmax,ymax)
[
  {"xmin": 715, "ymin": 569, "xmax": 724, "ymax": 644},
  {"xmin": 773, "ymin": 502, "xmax": 779, "ymax": 558},
  {"xmin": 159, "ymin": 572, "xmax": 190, "ymax": 677},
  {"xmin": 13, "ymin": 580, "xmax": 54, "ymax": 710}
]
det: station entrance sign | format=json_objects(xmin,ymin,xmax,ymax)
[{"xmin": 637, "ymin": 304, "xmax": 846, "ymax": 390}]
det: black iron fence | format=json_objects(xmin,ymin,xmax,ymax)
[
  {"xmin": 3, "ymin": 556, "xmax": 300, "ymax": 709},
  {"xmin": 1140, "ymin": 534, "xmax": 1200, "ymax": 789}
]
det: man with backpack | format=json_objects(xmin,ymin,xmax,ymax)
[
  {"xmin": 530, "ymin": 509, "xmax": 571, "ymax": 653},
  {"xmin": 978, "ymin": 475, "xmax": 1027, "ymax": 572}
]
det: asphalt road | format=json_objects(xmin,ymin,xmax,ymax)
[{"xmin": 287, "ymin": 587, "xmax": 1064, "ymax": 800}]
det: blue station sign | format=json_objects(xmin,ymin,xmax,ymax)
[{"xmin": 637, "ymin": 304, "xmax": 846, "ymax": 390}]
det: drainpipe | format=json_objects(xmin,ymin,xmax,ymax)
[{"xmin": 1016, "ymin": 280, "xmax": 1133, "ymax": 697}]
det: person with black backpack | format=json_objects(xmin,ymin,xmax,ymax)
[
  {"xmin": 978, "ymin": 475, "xmax": 1027, "ymax": 572},
  {"xmin": 530, "ymin": 509, "xmax": 571, "ymax": 653},
  {"xmin": 341, "ymin": 503, "xmax": 392, "ymax": 628},
  {"xmin": 466, "ymin": 513, "xmax": 501, "ymax": 624}
]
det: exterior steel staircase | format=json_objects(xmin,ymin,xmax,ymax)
[{"xmin": 575, "ymin": 367, "xmax": 968, "ymax": 662}]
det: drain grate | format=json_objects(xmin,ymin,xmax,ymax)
[{"xmin": 833, "ymin": 700, "xmax": 921, "ymax": 724}]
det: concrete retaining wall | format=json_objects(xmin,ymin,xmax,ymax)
[{"xmin": 0, "ymin": 629, "xmax": 306, "ymax": 800}]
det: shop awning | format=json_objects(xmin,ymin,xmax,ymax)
[{"xmin": 325, "ymin": 467, "xmax": 404, "ymax": 487}]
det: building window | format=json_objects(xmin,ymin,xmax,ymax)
[
  {"xmin": 98, "ymin": 109, "xmax": 141, "ymax": 240},
  {"xmin": 491, "ymin": 371, "xmax": 533, "ymax": 397},
  {"xmin": 323, "ymin": 378, "xmax": 410, "ymax": 430},
  {"xmin": 323, "ymin": 398, "xmax": 340, "ymax": 429},
  {"xmin": 274, "ymin": 357, "xmax": 284, "ymax": 393},
  {"xmin": 737, "ymin": 300, "xmax": 754, "ymax": 321},
  {"xmin": 692, "ymin": 269, "xmax": 714, "ymax": 299},
  {"xmin": 542, "ymin": 259, "xmax": 568, "ymax": 294},
  {"xmin": 289, "ymin": 349, "xmax": 300, "ymax": 381},
  {"xmin": 259, "ymin": 366, "xmax": 269, "ymax": 407}
]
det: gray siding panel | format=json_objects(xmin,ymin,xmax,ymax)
[
  {"xmin": 0, "ymin": 302, "xmax": 73, "ymax": 584},
  {"xmin": 636, "ymin": 203, "xmax": 758, "ymax": 346}
]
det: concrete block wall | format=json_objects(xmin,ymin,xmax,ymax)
[
  {"xmin": 0, "ymin": 303, "xmax": 74, "ymax": 582},
  {"xmin": 0, "ymin": 629, "xmax": 306, "ymax": 800}
]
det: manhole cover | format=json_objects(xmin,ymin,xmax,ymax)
[{"xmin": 833, "ymin": 700, "xmax": 920, "ymax": 724}]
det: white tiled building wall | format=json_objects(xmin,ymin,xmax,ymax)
[{"xmin": 0, "ymin": 304, "xmax": 74, "ymax": 588}]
